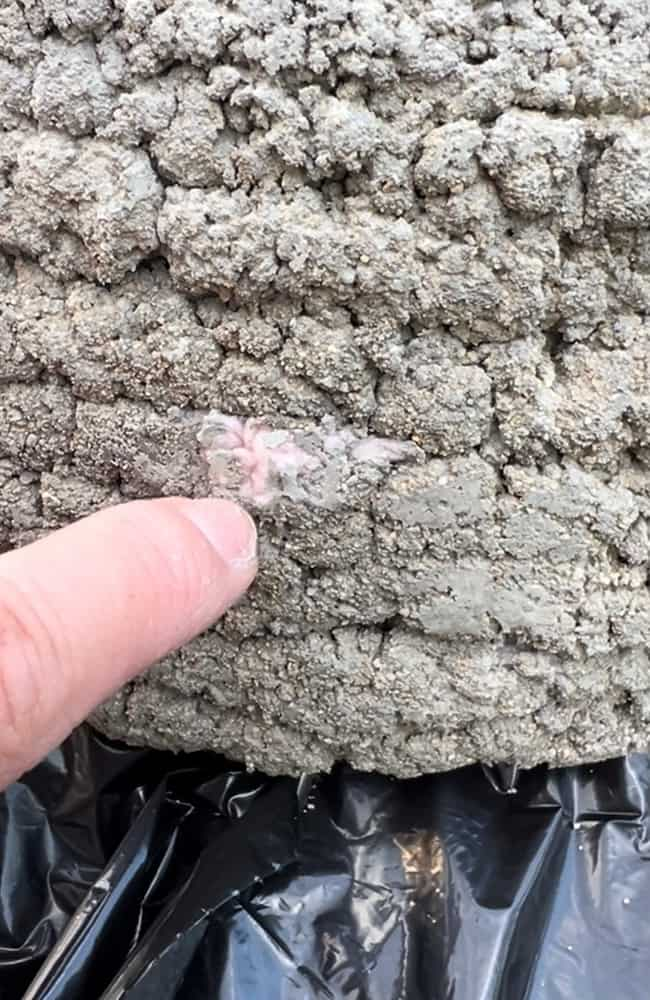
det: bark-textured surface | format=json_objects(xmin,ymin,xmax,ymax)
[{"xmin": 2, "ymin": 1, "xmax": 650, "ymax": 775}]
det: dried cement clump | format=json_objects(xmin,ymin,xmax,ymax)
[{"xmin": 2, "ymin": 1, "xmax": 650, "ymax": 775}]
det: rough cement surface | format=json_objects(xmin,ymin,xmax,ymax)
[{"xmin": 2, "ymin": 1, "xmax": 650, "ymax": 775}]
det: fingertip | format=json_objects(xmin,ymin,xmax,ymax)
[
  {"xmin": 179, "ymin": 498, "xmax": 258, "ymax": 571},
  {"xmin": 0, "ymin": 496, "xmax": 260, "ymax": 788},
  {"xmin": 107, "ymin": 496, "xmax": 259, "ymax": 629}
]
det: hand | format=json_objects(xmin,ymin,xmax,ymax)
[{"xmin": 0, "ymin": 498, "xmax": 257, "ymax": 789}]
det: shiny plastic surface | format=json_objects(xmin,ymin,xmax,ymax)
[{"xmin": 2, "ymin": 726, "xmax": 650, "ymax": 999}]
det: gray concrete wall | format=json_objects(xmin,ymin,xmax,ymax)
[{"xmin": 2, "ymin": 1, "xmax": 650, "ymax": 774}]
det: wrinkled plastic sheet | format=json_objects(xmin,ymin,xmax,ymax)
[{"xmin": 2, "ymin": 727, "xmax": 650, "ymax": 999}]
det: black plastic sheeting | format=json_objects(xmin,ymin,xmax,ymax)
[{"xmin": 2, "ymin": 727, "xmax": 650, "ymax": 999}]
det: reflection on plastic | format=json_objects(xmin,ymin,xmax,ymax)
[{"xmin": 2, "ymin": 728, "xmax": 650, "ymax": 999}]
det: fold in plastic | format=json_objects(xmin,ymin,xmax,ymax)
[{"xmin": 2, "ymin": 726, "xmax": 650, "ymax": 999}]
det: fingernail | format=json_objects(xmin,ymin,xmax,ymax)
[{"xmin": 184, "ymin": 499, "xmax": 257, "ymax": 568}]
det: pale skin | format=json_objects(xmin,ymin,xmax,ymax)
[{"xmin": 0, "ymin": 497, "xmax": 258, "ymax": 790}]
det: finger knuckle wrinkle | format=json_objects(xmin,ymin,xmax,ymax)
[{"xmin": 0, "ymin": 578, "xmax": 45, "ymax": 759}]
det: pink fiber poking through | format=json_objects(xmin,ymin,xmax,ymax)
[
  {"xmin": 202, "ymin": 413, "xmax": 418, "ymax": 506},
  {"xmin": 206, "ymin": 415, "xmax": 319, "ymax": 505}
]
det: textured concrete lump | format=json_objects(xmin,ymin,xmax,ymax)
[{"xmin": 2, "ymin": 0, "xmax": 650, "ymax": 775}]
